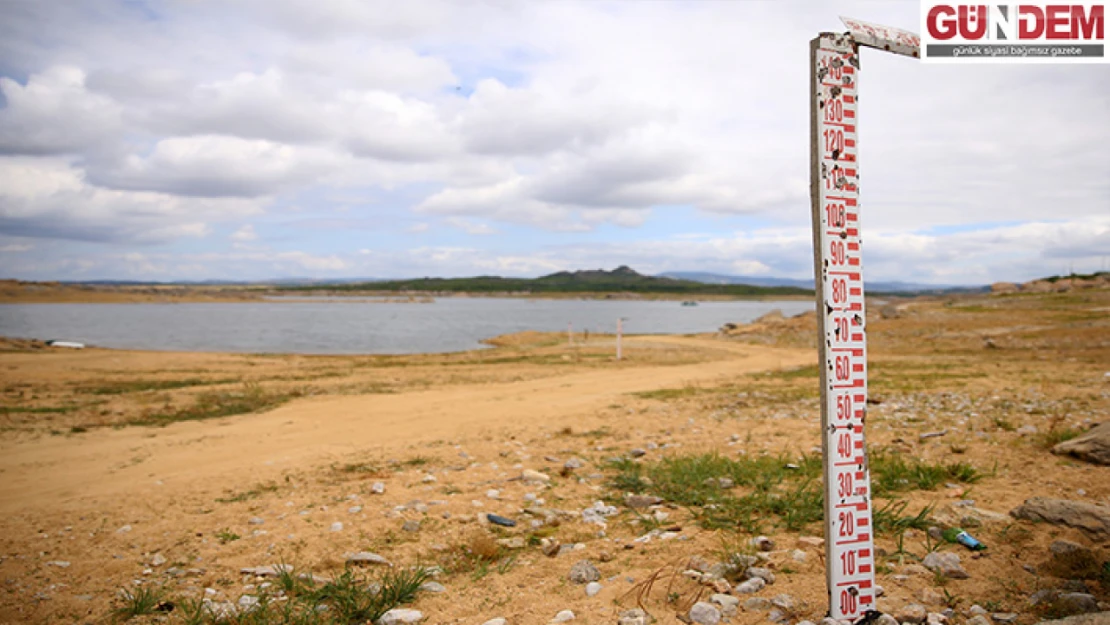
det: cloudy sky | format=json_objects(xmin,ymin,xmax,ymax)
[{"xmin": 0, "ymin": 1, "xmax": 1107, "ymax": 285}]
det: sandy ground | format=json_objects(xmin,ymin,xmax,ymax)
[{"xmin": 0, "ymin": 289, "xmax": 1108, "ymax": 624}]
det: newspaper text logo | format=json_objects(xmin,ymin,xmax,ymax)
[{"xmin": 920, "ymin": 2, "xmax": 1107, "ymax": 62}]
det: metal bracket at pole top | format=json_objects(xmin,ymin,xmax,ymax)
[{"xmin": 839, "ymin": 16, "xmax": 921, "ymax": 58}]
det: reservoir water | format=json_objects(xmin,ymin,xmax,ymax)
[{"xmin": 0, "ymin": 298, "xmax": 813, "ymax": 355}]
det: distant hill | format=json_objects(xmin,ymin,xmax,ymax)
[
  {"xmin": 287, "ymin": 266, "xmax": 810, "ymax": 296},
  {"xmin": 661, "ymin": 271, "xmax": 986, "ymax": 294}
]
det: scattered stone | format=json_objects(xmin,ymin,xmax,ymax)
[
  {"xmin": 876, "ymin": 615, "xmax": 900, "ymax": 625},
  {"xmin": 45, "ymin": 561, "xmax": 70, "ymax": 568},
  {"xmin": 419, "ymin": 581, "xmax": 445, "ymax": 593},
  {"xmin": 421, "ymin": 474, "xmax": 436, "ymax": 483},
  {"xmin": 568, "ymin": 560, "xmax": 600, "ymax": 584},
  {"xmin": 990, "ymin": 613, "xmax": 1018, "ymax": 624},
  {"xmin": 922, "ymin": 552, "xmax": 969, "ymax": 579},
  {"xmin": 564, "ymin": 457, "xmax": 585, "ymax": 470},
  {"xmin": 1034, "ymin": 614, "xmax": 1110, "ymax": 625},
  {"xmin": 1050, "ymin": 539, "xmax": 1091, "ymax": 557},
  {"xmin": 486, "ymin": 489, "xmax": 500, "ymax": 500},
  {"xmin": 629, "ymin": 448, "xmax": 647, "ymax": 458},
  {"xmin": 897, "ymin": 604, "xmax": 928, "ymax": 624},
  {"xmin": 378, "ymin": 608, "xmax": 424, "ymax": 624},
  {"xmin": 790, "ymin": 549, "xmax": 807, "ymax": 563},
  {"xmin": 921, "ymin": 587, "xmax": 946, "ymax": 606},
  {"xmin": 540, "ymin": 539, "xmax": 560, "ymax": 557},
  {"xmin": 345, "ymin": 552, "xmax": 391, "ymax": 567},
  {"xmin": 751, "ymin": 535, "xmax": 775, "ymax": 551},
  {"xmin": 735, "ymin": 578, "xmax": 765, "ymax": 594},
  {"xmin": 711, "ymin": 593, "xmax": 740, "ymax": 616},
  {"xmin": 238, "ymin": 595, "xmax": 259, "ymax": 611},
  {"xmin": 330, "ymin": 522, "xmax": 344, "ymax": 532},
  {"xmin": 1011, "ymin": 498, "xmax": 1110, "ymax": 540},
  {"xmin": 550, "ymin": 609, "xmax": 575, "ymax": 622},
  {"xmin": 768, "ymin": 608, "xmax": 790, "ymax": 624},
  {"xmin": 927, "ymin": 613, "xmax": 948, "ymax": 625},
  {"xmin": 522, "ymin": 469, "xmax": 551, "ymax": 484},
  {"xmin": 486, "ymin": 514, "xmax": 516, "ymax": 528},
  {"xmin": 117, "ymin": 525, "xmax": 132, "ymax": 534},
  {"xmin": 348, "ymin": 506, "xmax": 362, "ymax": 514},
  {"xmin": 371, "ymin": 482, "xmax": 385, "ymax": 494},
  {"xmin": 481, "ymin": 620, "xmax": 507, "ymax": 625},
  {"xmin": 497, "ymin": 537, "xmax": 525, "ymax": 549},
  {"xmin": 1052, "ymin": 422, "xmax": 1110, "ymax": 466},
  {"xmin": 618, "ymin": 609, "xmax": 647, "ymax": 625},
  {"xmin": 967, "ymin": 617, "xmax": 991, "ymax": 625},
  {"xmin": 1057, "ymin": 593, "xmax": 1100, "ymax": 614},
  {"xmin": 401, "ymin": 520, "xmax": 420, "ymax": 532},
  {"xmin": 798, "ymin": 536, "xmax": 824, "ymax": 548},
  {"xmin": 745, "ymin": 567, "xmax": 776, "ymax": 584},
  {"xmin": 585, "ymin": 581, "xmax": 602, "ymax": 597},
  {"xmin": 582, "ymin": 501, "xmax": 618, "ymax": 524},
  {"xmin": 771, "ymin": 594, "xmax": 797, "ymax": 611},
  {"xmin": 689, "ymin": 601, "xmax": 722, "ymax": 625},
  {"xmin": 968, "ymin": 605, "xmax": 988, "ymax": 616},
  {"xmin": 743, "ymin": 597, "xmax": 772, "ymax": 611},
  {"xmin": 625, "ymin": 494, "xmax": 663, "ymax": 509},
  {"xmin": 240, "ymin": 564, "xmax": 293, "ymax": 578}
]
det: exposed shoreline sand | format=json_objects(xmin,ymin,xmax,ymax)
[{"xmin": 1, "ymin": 289, "xmax": 1107, "ymax": 623}]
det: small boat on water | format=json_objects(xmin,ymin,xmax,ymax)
[
  {"xmin": 681, "ymin": 301, "xmax": 698, "ymax": 307},
  {"xmin": 45, "ymin": 340, "xmax": 85, "ymax": 349}
]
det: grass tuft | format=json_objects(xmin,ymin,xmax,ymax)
[
  {"xmin": 111, "ymin": 585, "xmax": 165, "ymax": 621},
  {"xmin": 608, "ymin": 452, "xmax": 824, "ymax": 532},
  {"xmin": 127, "ymin": 383, "xmax": 298, "ymax": 427},
  {"xmin": 870, "ymin": 448, "xmax": 982, "ymax": 496}
]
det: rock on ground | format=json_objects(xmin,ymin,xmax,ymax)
[
  {"xmin": 711, "ymin": 593, "xmax": 740, "ymax": 616},
  {"xmin": 567, "ymin": 560, "xmax": 600, "ymax": 584},
  {"xmin": 1010, "ymin": 497, "xmax": 1110, "ymax": 541},
  {"xmin": 344, "ymin": 552, "xmax": 391, "ymax": 566},
  {"xmin": 550, "ymin": 609, "xmax": 575, "ymax": 622},
  {"xmin": 689, "ymin": 601, "xmax": 722, "ymax": 625},
  {"xmin": 735, "ymin": 578, "xmax": 765, "ymax": 594},
  {"xmin": 922, "ymin": 551, "xmax": 970, "ymax": 579},
  {"xmin": 618, "ymin": 609, "xmax": 648, "ymax": 625},
  {"xmin": 897, "ymin": 604, "xmax": 928, "ymax": 624},
  {"xmin": 378, "ymin": 608, "xmax": 424, "ymax": 624},
  {"xmin": 1034, "ymin": 613, "xmax": 1110, "ymax": 625},
  {"xmin": 1053, "ymin": 422, "xmax": 1110, "ymax": 465}
]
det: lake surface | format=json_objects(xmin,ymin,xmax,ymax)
[{"xmin": 0, "ymin": 298, "xmax": 813, "ymax": 355}]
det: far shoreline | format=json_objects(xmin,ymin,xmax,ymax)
[{"xmin": 0, "ymin": 282, "xmax": 817, "ymax": 305}]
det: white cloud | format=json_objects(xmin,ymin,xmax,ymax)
[
  {"xmin": 446, "ymin": 218, "xmax": 498, "ymax": 235},
  {"xmin": 89, "ymin": 135, "xmax": 343, "ymax": 197},
  {"xmin": 276, "ymin": 251, "xmax": 346, "ymax": 271},
  {"xmin": 0, "ymin": 1, "xmax": 1105, "ymax": 283},
  {"xmin": 0, "ymin": 66, "xmax": 123, "ymax": 155},
  {"xmin": 0, "ymin": 157, "xmax": 258, "ymax": 243},
  {"xmin": 0, "ymin": 243, "xmax": 33, "ymax": 252},
  {"xmin": 284, "ymin": 41, "xmax": 457, "ymax": 93},
  {"xmin": 231, "ymin": 224, "xmax": 257, "ymax": 242}
]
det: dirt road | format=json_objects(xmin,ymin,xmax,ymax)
[{"xmin": 0, "ymin": 337, "xmax": 812, "ymax": 514}]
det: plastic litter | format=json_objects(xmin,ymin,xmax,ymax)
[
  {"xmin": 942, "ymin": 527, "xmax": 986, "ymax": 550},
  {"xmin": 486, "ymin": 513, "xmax": 517, "ymax": 527}
]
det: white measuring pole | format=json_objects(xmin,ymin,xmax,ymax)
[{"xmin": 810, "ymin": 18, "xmax": 919, "ymax": 622}]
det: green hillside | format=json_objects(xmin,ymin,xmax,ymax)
[{"xmin": 285, "ymin": 266, "xmax": 811, "ymax": 296}]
